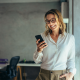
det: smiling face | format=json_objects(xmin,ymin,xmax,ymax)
[{"xmin": 45, "ymin": 14, "xmax": 60, "ymax": 33}]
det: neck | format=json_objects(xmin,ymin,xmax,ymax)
[{"xmin": 51, "ymin": 30, "xmax": 59, "ymax": 37}]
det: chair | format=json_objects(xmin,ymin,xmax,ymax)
[{"xmin": 0, "ymin": 56, "xmax": 20, "ymax": 80}]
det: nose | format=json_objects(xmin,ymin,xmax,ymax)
[{"xmin": 49, "ymin": 21, "xmax": 53, "ymax": 25}]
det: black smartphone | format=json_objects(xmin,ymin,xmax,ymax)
[{"xmin": 35, "ymin": 35, "xmax": 44, "ymax": 43}]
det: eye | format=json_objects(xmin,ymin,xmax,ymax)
[
  {"xmin": 45, "ymin": 20, "xmax": 50, "ymax": 23},
  {"xmin": 51, "ymin": 19, "xmax": 56, "ymax": 22},
  {"xmin": 47, "ymin": 21, "xmax": 50, "ymax": 23},
  {"xmin": 52, "ymin": 19, "xmax": 55, "ymax": 21}
]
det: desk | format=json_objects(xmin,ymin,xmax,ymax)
[
  {"xmin": 0, "ymin": 63, "xmax": 41, "ymax": 80},
  {"xmin": 0, "ymin": 63, "xmax": 40, "ymax": 69},
  {"xmin": 17, "ymin": 63, "xmax": 40, "ymax": 66},
  {"xmin": 0, "ymin": 64, "xmax": 9, "ymax": 69},
  {"xmin": 16, "ymin": 63, "xmax": 40, "ymax": 80}
]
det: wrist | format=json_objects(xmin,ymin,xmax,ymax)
[
  {"xmin": 37, "ymin": 51, "xmax": 42, "ymax": 53},
  {"xmin": 37, "ymin": 48, "xmax": 43, "ymax": 53},
  {"xmin": 37, "ymin": 49, "xmax": 42, "ymax": 53},
  {"xmin": 69, "ymin": 72, "xmax": 74, "ymax": 78}
]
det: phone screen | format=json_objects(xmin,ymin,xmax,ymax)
[{"xmin": 35, "ymin": 35, "xmax": 44, "ymax": 43}]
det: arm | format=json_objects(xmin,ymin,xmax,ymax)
[
  {"xmin": 60, "ymin": 35, "xmax": 76, "ymax": 80},
  {"xmin": 33, "ymin": 48, "xmax": 43, "ymax": 64},
  {"xmin": 67, "ymin": 35, "xmax": 76, "ymax": 75},
  {"xmin": 33, "ymin": 38, "xmax": 48, "ymax": 64}
]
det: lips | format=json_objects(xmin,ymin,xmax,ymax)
[{"xmin": 50, "ymin": 25, "xmax": 56, "ymax": 28}]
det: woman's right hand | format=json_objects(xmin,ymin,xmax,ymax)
[{"xmin": 36, "ymin": 39, "xmax": 48, "ymax": 53}]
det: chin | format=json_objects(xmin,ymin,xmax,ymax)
[{"xmin": 51, "ymin": 28, "xmax": 59, "ymax": 32}]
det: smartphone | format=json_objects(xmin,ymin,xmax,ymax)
[{"xmin": 35, "ymin": 35, "xmax": 44, "ymax": 43}]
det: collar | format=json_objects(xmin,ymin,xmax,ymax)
[
  {"xmin": 48, "ymin": 32, "xmax": 66, "ymax": 37},
  {"xmin": 64, "ymin": 32, "xmax": 66, "ymax": 36}
]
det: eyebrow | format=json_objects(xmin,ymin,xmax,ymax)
[{"xmin": 46, "ymin": 18, "xmax": 55, "ymax": 21}]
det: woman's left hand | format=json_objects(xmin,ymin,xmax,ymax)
[{"xmin": 59, "ymin": 72, "xmax": 74, "ymax": 80}]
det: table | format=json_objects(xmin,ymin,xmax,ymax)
[
  {"xmin": 0, "ymin": 63, "xmax": 9, "ymax": 69},
  {"xmin": 14, "ymin": 63, "xmax": 40, "ymax": 80},
  {"xmin": 0, "ymin": 63, "xmax": 40, "ymax": 69},
  {"xmin": 0, "ymin": 63, "xmax": 41, "ymax": 80}
]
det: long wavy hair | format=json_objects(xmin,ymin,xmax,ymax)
[{"xmin": 44, "ymin": 9, "xmax": 66, "ymax": 36}]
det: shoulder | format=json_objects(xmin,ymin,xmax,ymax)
[
  {"xmin": 65, "ymin": 32, "xmax": 75, "ymax": 42},
  {"xmin": 65, "ymin": 32, "xmax": 75, "ymax": 38}
]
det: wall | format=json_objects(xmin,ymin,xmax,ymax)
[
  {"xmin": 0, "ymin": 0, "xmax": 60, "ymax": 3},
  {"xmin": 0, "ymin": 2, "xmax": 61, "ymax": 61},
  {"xmin": 73, "ymin": 0, "xmax": 80, "ymax": 80}
]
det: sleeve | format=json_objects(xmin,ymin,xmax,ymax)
[
  {"xmin": 33, "ymin": 48, "xmax": 43, "ymax": 64},
  {"xmin": 67, "ymin": 35, "xmax": 76, "ymax": 75}
]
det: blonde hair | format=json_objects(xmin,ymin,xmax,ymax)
[{"xmin": 44, "ymin": 9, "xmax": 66, "ymax": 36}]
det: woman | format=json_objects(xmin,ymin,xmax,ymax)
[{"xmin": 33, "ymin": 9, "xmax": 76, "ymax": 80}]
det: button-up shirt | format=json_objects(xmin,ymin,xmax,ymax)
[{"xmin": 33, "ymin": 32, "xmax": 76, "ymax": 75}]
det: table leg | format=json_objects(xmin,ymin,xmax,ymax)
[
  {"xmin": 13, "ymin": 66, "xmax": 22, "ymax": 80},
  {"xmin": 24, "ymin": 67, "xmax": 26, "ymax": 80}
]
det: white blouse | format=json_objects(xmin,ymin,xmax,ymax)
[{"xmin": 33, "ymin": 32, "xmax": 76, "ymax": 75}]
